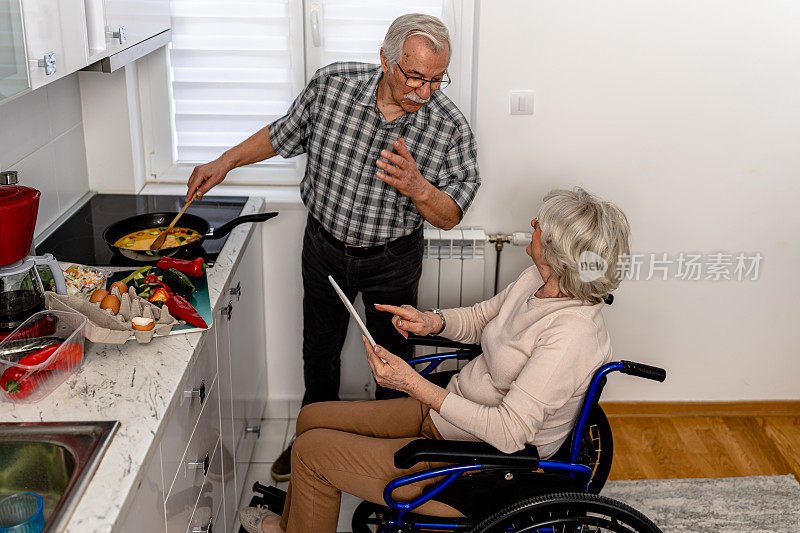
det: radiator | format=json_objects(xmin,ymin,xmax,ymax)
[{"xmin": 419, "ymin": 227, "xmax": 489, "ymax": 310}]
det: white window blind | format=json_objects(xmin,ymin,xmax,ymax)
[
  {"xmin": 304, "ymin": 0, "xmax": 475, "ymax": 121},
  {"xmin": 146, "ymin": 0, "xmax": 475, "ymax": 184},
  {"xmin": 168, "ymin": 0, "xmax": 303, "ymax": 176}
]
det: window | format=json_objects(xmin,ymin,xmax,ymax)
[{"xmin": 139, "ymin": 0, "xmax": 476, "ymax": 187}]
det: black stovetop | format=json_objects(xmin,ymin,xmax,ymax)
[{"xmin": 35, "ymin": 194, "xmax": 249, "ymax": 266}]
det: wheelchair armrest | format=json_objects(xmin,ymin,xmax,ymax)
[
  {"xmin": 406, "ymin": 334, "xmax": 482, "ymax": 358},
  {"xmin": 394, "ymin": 439, "xmax": 540, "ymax": 470}
]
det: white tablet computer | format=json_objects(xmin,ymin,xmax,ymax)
[{"xmin": 327, "ymin": 275, "xmax": 378, "ymax": 349}]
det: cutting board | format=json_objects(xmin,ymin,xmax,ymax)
[{"xmin": 106, "ymin": 269, "xmax": 213, "ymax": 335}]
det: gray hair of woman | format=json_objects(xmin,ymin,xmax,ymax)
[
  {"xmin": 538, "ymin": 187, "xmax": 631, "ymax": 304},
  {"xmin": 382, "ymin": 13, "xmax": 451, "ymax": 67}
]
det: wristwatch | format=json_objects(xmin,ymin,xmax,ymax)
[{"xmin": 426, "ymin": 308, "xmax": 446, "ymax": 336}]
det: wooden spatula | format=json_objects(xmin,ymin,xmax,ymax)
[{"xmin": 150, "ymin": 194, "xmax": 197, "ymax": 250}]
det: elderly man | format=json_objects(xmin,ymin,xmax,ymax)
[{"xmin": 186, "ymin": 13, "xmax": 480, "ymax": 483}]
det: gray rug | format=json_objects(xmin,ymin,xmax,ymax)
[{"xmin": 602, "ymin": 475, "xmax": 800, "ymax": 532}]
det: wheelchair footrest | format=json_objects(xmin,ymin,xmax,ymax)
[{"xmin": 249, "ymin": 482, "xmax": 286, "ymax": 514}]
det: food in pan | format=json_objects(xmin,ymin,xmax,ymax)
[{"xmin": 113, "ymin": 227, "xmax": 203, "ymax": 250}]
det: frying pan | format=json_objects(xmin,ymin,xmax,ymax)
[{"xmin": 103, "ymin": 211, "xmax": 278, "ymax": 262}]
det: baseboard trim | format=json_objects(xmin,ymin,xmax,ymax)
[{"xmin": 600, "ymin": 400, "xmax": 800, "ymax": 417}]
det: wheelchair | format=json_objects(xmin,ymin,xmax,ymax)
[{"xmin": 245, "ymin": 334, "xmax": 666, "ymax": 533}]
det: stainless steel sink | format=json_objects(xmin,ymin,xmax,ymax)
[{"xmin": 0, "ymin": 421, "xmax": 119, "ymax": 532}]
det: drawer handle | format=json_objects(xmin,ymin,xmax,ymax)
[
  {"xmin": 187, "ymin": 451, "xmax": 210, "ymax": 476},
  {"xmin": 245, "ymin": 424, "xmax": 261, "ymax": 439},
  {"xmin": 106, "ymin": 26, "xmax": 127, "ymax": 44},
  {"xmin": 220, "ymin": 301, "xmax": 233, "ymax": 320},
  {"xmin": 190, "ymin": 516, "xmax": 213, "ymax": 533},
  {"xmin": 229, "ymin": 282, "xmax": 241, "ymax": 300},
  {"xmin": 183, "ymin": 379, "xmax": 206, "ymax": 405}
]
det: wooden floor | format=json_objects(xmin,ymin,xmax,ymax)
[{"xmin": 602, "ymin": 402, "xmax": 800, "ymax": 482}]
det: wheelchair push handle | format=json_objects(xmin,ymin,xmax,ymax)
[{"xmin": 620, "ymin": 360, "xmax": 666, "ymax": 382}]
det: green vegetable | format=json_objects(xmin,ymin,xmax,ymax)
[
  {"xmin": 162, "ymin": 268, "xmax": 195, "ymax": 297},
  {"xmin": 120, "ymin": 265, "xmax": 153, "ymax": 285}
]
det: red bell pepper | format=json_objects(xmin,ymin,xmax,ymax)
[
  {"xmin": 17, "ymin": 342, "xmax": 84, "ymax": 371},
  {"xmin": 156, "ymin": 257, "xmax": 207, "ymax": 277},
  {"xmin": 0, "ymin": 314, "xmax": 56, "ymax": 341},
  {"xmin": 0, "ymin": 367, "xmax": 50, "ymax": 399},
  {"xmin": 149, "ymin": 287, "xmax": 171, "ymax": 307},
  {"xmin": 166, "ymin": 295, "xmax": 208, "ymax": 329},
  {"xmin": 143, "ymin": 274, "xmax": 160, "ymax": 284}
]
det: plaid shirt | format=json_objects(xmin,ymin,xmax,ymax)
[{"xmin": 268, "ymin": 62, "xmax": 480, "ymax": 246}]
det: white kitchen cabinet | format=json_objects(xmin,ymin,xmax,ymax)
[
  {"xmin": 113, "ymin": 228, "xmax": 268, "ymax": 532},
  {"xmin": 115, "ymin": 444, "xmax": 167, "ymax": 532},
  {"xmin": 0, "ymin": 0, "xmax": 29, "ymax": 101},
  {"xmin": 20, "ymin": 0, "xmax": 88, "ymax": 90},
  {"xmin": 103, "ymin": 0, "xmax": 169, "ymax": 55},
  {"xmin": 228, "ymin": 225, "xmax": 268, "ymax": 509},
  {"xmin": 215, "ymin": 293, "xmax": 237, "ymax": 533}
]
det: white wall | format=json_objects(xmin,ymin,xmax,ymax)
[
  {"xmin": 466, "ymin": 0, "xmax": 800, "ymax": 401},
  {"xmin": 0, "ymin": 74, "xmax": 90, "ymax": 237},
  {"xmin": 263, "ymin": 0, "xmax": 800, "ymax": 402}
]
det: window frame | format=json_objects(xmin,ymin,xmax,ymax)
[{"xmin": 137, "ymin": 0, "xmax": 477, "ymax": 189}]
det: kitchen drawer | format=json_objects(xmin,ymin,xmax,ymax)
[
  {"xmin": 164, "ymin": 376, "xmax": 220, "ymax": 503},
  {"xmin": 161, "ymin": 334, "xmax": 218, "ymax": 487},
  {"xmin": 165, "ymin": 438, "xmax": 220, "ymax": 533},
  {"xmin": 187, "ymin": 442, "xmax": 224, "ymax": 533}
]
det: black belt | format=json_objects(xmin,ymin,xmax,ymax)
[{"xmin": 316, "ymin": 223, "xmax": 421, "ymax": 258}]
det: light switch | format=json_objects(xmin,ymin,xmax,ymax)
[{"xmin": 509, "ymin": 90, "xmax": 534, "ymax": 115}]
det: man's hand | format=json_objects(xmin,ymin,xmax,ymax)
[
  {"xmin": 362, "ymin": 336, "xmax": 418, "ymax": 393},
  {"xmin": 375, "ymin": 138, "xmax": 433, "ymax": 201},
  {"xmin": 374, "ymin": 303, "xmax": 442, "ymax": 338},
  {"xmin": 186, "ymin": 158, "xmax": 233, "ymax": 201}
]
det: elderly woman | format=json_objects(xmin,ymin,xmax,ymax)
[{"xmin": 241, "ymin": 187, "xmax": 631, "ymax": 533}]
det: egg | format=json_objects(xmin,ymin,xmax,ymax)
[
  {"xmin": 132, "ymin": 317, "xmax": 155, "ymax": 331},
  {"xmin": 110, "ymin": 281, "xmax": 128, "ymax": 296},
  {"xmin": 90, "ymin": 289, "xmax": 108, "ymax": 303},
  {"xmin": 100, "ymin": 294, "xmax": 121, "ymax": 314}
]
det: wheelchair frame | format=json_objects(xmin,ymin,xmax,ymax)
[{"xmin": 373, "ymin": 338, "xmax": 666, "ymax": 531}]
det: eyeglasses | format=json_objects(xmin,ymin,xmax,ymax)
[{"xmin": 395, "ymin": 63, "xmax": 451, "ymax": 90}]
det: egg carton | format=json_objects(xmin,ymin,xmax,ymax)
[{"xmin": 45, "ymin": 286, "xmax": 183, "ymax": 344}]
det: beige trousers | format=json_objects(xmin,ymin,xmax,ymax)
[{"xmin": 279, "ymin": 397, "xmax": 463, "ymax": 533}]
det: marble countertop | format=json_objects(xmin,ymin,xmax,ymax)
[{"xmin": 0, "ymin": 196, "xmax": 266, "ymax": 532}]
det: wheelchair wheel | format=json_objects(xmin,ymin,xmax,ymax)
[
  {"xmin": 472, "ymin": 492, "xmax": 662, "ymax": 533},
  {"xmin": 351, "ymin": 500, "xmax": 382, "ymax": 533}
]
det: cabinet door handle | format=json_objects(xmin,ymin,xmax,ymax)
[
  {"xmin": 229, "ymin": 282, "xmax": 241, "ymax": 300},
  {"xmin": 183, "ymin": 379, "xmax": 206, "ymax": 405},
  {"xmin": 29, "ymin": 52, "xmax": 56, "ymax": 75},
  {"xmin": 220, "ymin": 301, "xmax": 233, "ymax": 320},
  {"xmin": 191, "ymin": 516, "xmax": 213, "ymax": 533},
  {"xmin": 106, "ymin": 26, "xmax": 127, "ymax": 44},
  {"xmin": 245, "ymin": 424, "xmax": 261, "ymax": 438},
  {"xmin": 187, "ymin": 451, "xmax": 210, "ymax": 476}
]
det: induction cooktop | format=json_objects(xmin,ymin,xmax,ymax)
[{"xmin": 35, "ymin": 194, "xmax": 249, "ymax": 266}]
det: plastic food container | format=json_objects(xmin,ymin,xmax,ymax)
[
  {"xmin": 0, "ymin": 492, "xmax": 45, "ymax": 533},
  {"xmin": 0, "ymin": 311, "xmax": 87, "ymax": 404}
]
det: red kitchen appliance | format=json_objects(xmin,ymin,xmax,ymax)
[
  {"xmin": 0, "ymin": 171, "xmax": 40, "ymax": 266},
  {"xmin": 0, "ymin": 171, "xmax": 67, "ymax": 337}
]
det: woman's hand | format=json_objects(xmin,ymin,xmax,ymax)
[
  {"xmin": 362, "ymin": 336, "xmax": 419, "ymax": 393},
  {"xmin": 361, "ymin": 336, "xmax": 450, "ymax": 411},
  {"xmin": 374, "ymin": 304, "xmax": 442, "ymax": 338}
]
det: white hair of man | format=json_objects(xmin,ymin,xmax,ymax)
[
  {"xmin": 382, "ymin": 13, "xmax": 451, "ymax": 68},
  {"xmin": 538, "ymin": 187, "xmax": 631, "ymax": 304}
]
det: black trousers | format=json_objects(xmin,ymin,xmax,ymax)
[{"xmin": 301, "ymin": 215, "xmax": 423, "ymax": 405}]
